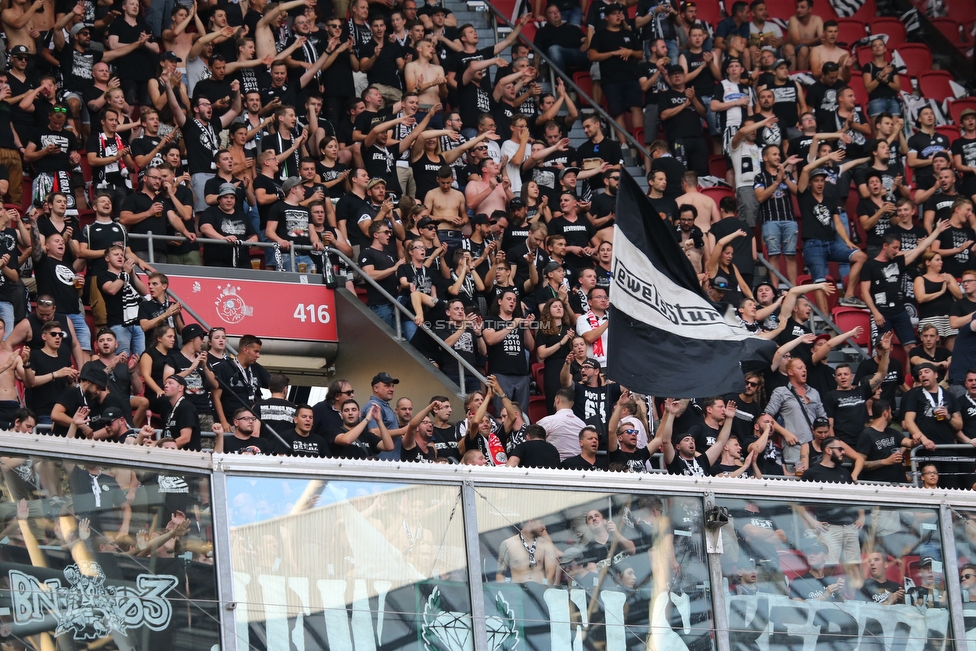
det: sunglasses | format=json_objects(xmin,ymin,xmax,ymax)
[
  {"xmin": 37, "ymin": 298, "xmax": 55, "ymax": 307},
  {"xmin": 745, "ymin": 381, "xmax": 760, "ymax": 387},
  {"xmin": 963, "ymin": 573, "xmax": 976, "ymax": 579},
  {"xmin": 53, "ymin": 107, "xmax": 68, "ymax": 114},
  {"xmin": 48, "ymin": 331, "xmax": 65, "ymax": 338},
  {"xmin": 622, "ymin": 429, "xmax": 638, "ymax": 435},
  {"xmin": 339, "ymin": 389, "xmax": 355, "ymax": 395}
]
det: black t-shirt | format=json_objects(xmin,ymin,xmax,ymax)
[
  {"xmin": 223, "ymin": 435, "xmax": 274, "ymax": 454},
  {"xmin": 181, "ymin": 117, "xmax": 222, "ymax": 175},
  {"xmin": 590, "ymin": 27, "xmax": 640, "ymax": 79},
  {"xmin": 953, "ymin": 136, "xmax": 976, "ymax": 181},
  {"xmin": 798, "ymin": 189, "xmax": 838, "ymax": 242},
  {"xmin": 561, "ymin": 454, "xmax": 608, "ymax": 470},
  {"xmin": 907, "ymin": 131, "xmax": 951, "ymax": 186},
  {"xmin": 273, "ymin": 428, "xmax": 330, "ymax": 457},
  {"xmin": 509, "ymin": 439, "xmax": 561, "ymax": 468},
  {"xmin": 168, "ymin": 352, "xmax": 216, "ymax": 416},
  {"xmin": 258, "ymin": 397, "xmax": 297, "ymax": 439},
  {"xmin": 858, "ymin": 578, "xmax": 904, "ymax": 604},
  {"xmin": 35, "ymin": 255, "xmax": 81, "ymax": 315},
  {"xmin": 359, "ymin": 38, "xmax": 403, "ymax": 88},
  {"xmin": 903, "ymin": 386, "xmax": 960, "ymax": 446},
  {"xmin": 648, "ymin": 195, "xmax": 679, "ymax": 224},
  {"xmin": 824, "ymin": 384, "xmax": 873, "ymax": 446},
  {"xmin": 666, "ymin": 453, "xmax": 713, "ymax": 477},
  {"xmin": 857, "ymin": 198, "xmax": 895, "ymax": 250},
  {"xmin": 549, "ymin": 216, "xmax": 595, "ymax": 270},
  {"xmin": 854, "ymin": 357, "xmax": 904, "ymax": 408},
  {"xmin": 253, "ymin": 174, "xmax": 283, "ymax": 229},
  {"xmin": 572, "ymin": 382, "xmax": 621, "ymax": 429},
  {"xmin": 266, "ymin": 202, "xmax": 312, "ymax": 247},
  {"xmin": 358, "ymin": 247, "xmax": 398, "ymax": 305},
  {"xmin": 214, "ymin": 360, "xmax": 270, "ymax": 418},
  {"xmin": 485, "ymin": 316, "xmax": 530, "ymax": 376},
  {"xmin": 26, "ymin": 350, "xmax": 72, "ymax": 417},
  {"xmin": 199, "ymin": 206, "xmax": 257, "ymax": 267},
  {"xmin": 800, "ymin": 462, "xmax": 853, "ymax": 484},
  {"xmin": 30, "ymin": 128, "xmax": 78, "ymax": 175},
  {"xmin": 97, "ymin": 269, "xmax": 142, "ymax": 327},
  {"xmin": 431, "ymin": 424, "xmax": 461, "ymax": 461},
  {"xmin": 789, "ymin": 572, "xmax": 842, "ymax": 600},
  {"xmin": 107, "ymin": 17, "xmax": 156, "ymax": 81},
  {"xmin": 329, "ymin": 425, "xmax": 385, "ymax": 459},
  {"xmin": 203, "ymin": 175, "xmax": 247, "ymax": 212},
  {"xmin": 52, "ymin": 386, "xmax": 99, "ymax": 437},
  {"xmin": 163, "ymin": 397, "xmax": 202, "ymax": 451},
  {"xmin": 863, "ymin": 256, "xmax": 908, "ymax": 314},
  {"xmin": 658, "ymin": 89, "xmax": 702, "ymax": 138},
  {"xmin": 937, "ymin": 226, "xmax": 976, "ymax": 278},
  {"xmin": 120, "ymin": 191, "xmax": 167, "ymax": 252},
  {"xmin": 856, "ymin": 426, "xmax": 907, "ymax": 484},
  {"xmin": 86, "ymin": 132, "xmax": 131, "ymax": 187},
  {"xmin": 80, "ymin": 220, "xmax": 128, "ymax": 277},
  {"xmin": 688, "ymin": 421, "xmax": 720, "ymax": 453},
  {"xmin": 609, "ymin": 447, "xmax": 652, "ymax": 473},
  {"xmin": 925, "ymin": 191, "xmax": 960, "ymax": 227}
]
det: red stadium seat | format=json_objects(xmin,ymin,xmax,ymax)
[
  {"xmin": 932, "ymin": 17, "xmax": 973, "ymax": 49},
  {"xmin": 856, "ymin": 46, "xmax": 875, "ymax": 67},
  {"xmin": 936, "ymin": 125, "xmax": 962, "ymax": 145},
  {"xmin": 946, "ymin": 0, "xmax": 976, "ymax": 28},
  {"xmin": 835, "ymin": 19, "xmax": 867, "ymax": 46},
  {"xmin": 918, "ymin": 71, "xmax": 956, "ymax": 104},
  {"xmin": 845, "ymin": 0, "xmax": 876, "ymax": 21},
  {"xmin": 847, "ymin": 74, "xmax": 869, "ymax": 109},
  {"xmin": 701, "ymin": 186, "xmax": 735, "ymax": 205},
  {"xmin": 949, "ymin": 98, "xmax": 976, "ymax": 125},
  {"xmin": 519, "ymin": 20, "xmax": 537, "ymax": 45},
  {"xmin": 810, "ymin": 1, "xmax": 838, "ymax": 20},
  {"xmin": 779, "ymin": 549, "xmax": 810, "ymax": 583},
  {"xmin": 531, "ymin": 362, "xmax": 545, "ymax": 396},
  {"xmin": 695, "ymin": 0, "xmax": 724, "ymax": 27},
  {"xmin": 896, "ymin": 44, "xmax": 934, "ymax": 78},
  {"xmin": 709, "ymin": 155, "xmax": 728, "ymax": 178},
  {"xmin": 572, "ymin": 71, "xmax": 594, "ymax": 108},
  {"xmin": 869, "ymin": 17, "xmax": 907, "ymax": 48},
  {"xmin": 529, "ymin": 395, "xmax": 548, "ymax": 423},
  {"xmin": 764, "ymin": 0, "xmax": 793, "ymax": 20},
  {"xmin": 831, "ymin": 307, "xmax": 871, "ymax": 346}
]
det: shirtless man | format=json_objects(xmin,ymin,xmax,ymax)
[
  {"xmin": 787, "ymin": 0, "xmax": 823, "ymax": 72},
  {"xmin": 404, "ymin": 38, "xmax": 447, "ymax": 109},
  {"xmin": 809, "ymin": 20, "xmax": 852, "ymax": 80},
  {"xmin": 466, "ymin": 158, "xmax": 513, "ymax": 220},
  {"xmin": 2, "ymin": 0, "xmax": 50, "ymax": 54},
  {"xmin": 162, "ymin": 2, "xmax": 198, "ymax": 76},
  {"xmin": 425, "ymin": 166, "xmax": 467, "ymax": 252},
  {"xmin": 0, "ymin": 318, "xmax": 26, "ymax": 428},
  {"xmin": 255, "ymin": 0, "xmax": 314, "ymax": 61},
  {"xmin": 496, "ymin": 518, "xmax": 558, "ymax": 584},
  {"xmin": 674, "ymin": 170, "xmax": 720, "ymax": 233}
]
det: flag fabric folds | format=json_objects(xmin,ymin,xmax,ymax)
[{"xmin": 606, "ymin": 171, "xmax": 776, "ymax": 398}]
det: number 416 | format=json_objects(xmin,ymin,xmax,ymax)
[{"xmin": 293, "ymin": 304, "xmax": 331, "ymax": 323}]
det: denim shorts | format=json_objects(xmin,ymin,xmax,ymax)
[
  {"xmin": 870, "ymin": 307, "xmax": 917, "ymax": 347},
  {"xmin": 803, "ymin": 238, "xmax": 858, "ymax": 283},
  {"xmin": 762, "ymin": 220, "xmax": 798, "ymax": 256}
]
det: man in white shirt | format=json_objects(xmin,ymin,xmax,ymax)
[
  {"xmin": 576, "ymin": 286, "xmax": 609, "ymax": 367},
  {"xmin": 537, "ymin": 387, "xmax": 587, "ymax": 461},
  {"xmin": 729, "ymin": 114, "xmax": 775, "ymax": 228}
]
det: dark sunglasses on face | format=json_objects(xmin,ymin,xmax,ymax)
[
  {"xmin": 48, "ymin": 331, "xmax": 65, "ymax": 338},
  {"xmin": 53, "ymin": 107, "xmax": 68, "ymax": 114}
]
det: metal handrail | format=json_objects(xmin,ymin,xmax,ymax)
[
  {"xmin": 909, "ymin": 443, "xmax": 976, "ymax": 487},
  {"xmin": 329, "ymin": 248, "xmax": 489, "ymax": 395},
  {"xmin": 127, "ymin": 231, "xmax": 312, "ymax": 269},
  {"xmin": 476, "ymin": 0, "xmax": 653, "ymax": 161},
  {"xmin": 757, "ymin": 254, "xmax": 870, "ymax": 360}
]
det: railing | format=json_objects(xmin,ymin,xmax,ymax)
[
  {"xmin": 473, "ymin": 0, "xmax": 652, "ymax": 161},
  {"xmin": 127, "ymin": 233, "xmax": 489, "ymax": 396},
  {"xmin": 909, "ymin": 443, "xmax": 976, "ymax": 486},
  {"xmin": 757, "ymin": 254, "xmax": 871, "ymax": 360}
]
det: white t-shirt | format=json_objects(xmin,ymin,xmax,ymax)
[
  {"xmin": 499, "ymin": 140, "xmax": 524, "ymax": 194},
  {"xmin": 730, "ymin": 140, "xmax": 762, "ymax": 189}
]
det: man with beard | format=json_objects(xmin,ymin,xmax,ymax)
[
  {"xmin": 401, "ymin": 400, "xmax": 438, "ymax": 462},
  {"xmin": 24, "ymin": 102, "xmax": 84, "ymax": 213},
  {"xmin": 164, "ymin": 324, "xmax": 222, "ymax": 437},
  {"xmin": 664, "ymin": 399, "xmax": 736, "ymax": 476},
  {"xmin": 904, "ymin": 363, "xmax": 964, "ymax": 486},
  {"xmin": 496, "ymin": 519, "xmax": 559, "ymax": 584},
  {"xmin": 824, "ymin": 332, "xmax": 891, "ymax": 447},
  {"xmin": 50, "ymin": 362, "xmax": 122, "ymax": 438},
  {"xmin": 221, "ymin": 408, "xmax": 273, "ymax": 454},
  {"xmin": 329, "ymin": 401, "xmax": 394, "ymax": 459},
  {"xmin": 273, "ymin": 404, "xmax": 330, "ymax": 457},
  {"xmin": 856, "ymin": 399, "xmax": 910, "ymax": 485}
]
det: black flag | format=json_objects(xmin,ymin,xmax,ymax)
[{"xmin": 606, "ymin": 171, "xmax": 775, "ymax": 397}]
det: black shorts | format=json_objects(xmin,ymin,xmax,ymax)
[{"xmin": 603, "ymin": 81, "xmax": 642, "ymax": 117}]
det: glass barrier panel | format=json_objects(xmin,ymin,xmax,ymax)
[
  {"xmin": 474, "ymin": 486, "xmax": 713, "ymax": 651},
  {"xmin": 0, "ymin": 452, "xmax": 219, "ymax": 650},
  {"xmin": 719, "ymin": 497, "xmax": 952, "ymax": 651},
  {"xmin": 951, "ymin": 507, "xmax": 976, "ymax": 649},
  {"xmin": 225, "ymin": 477, "xmax": 469, "ymax": 651}
]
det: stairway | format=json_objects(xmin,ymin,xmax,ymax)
[{"xmin": 443, "ymin": 0, "xmax": 650, "ymax": 191}]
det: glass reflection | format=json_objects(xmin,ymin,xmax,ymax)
[
  {"xmin": 226, "ymin": 478, "xmax": 469, "ymax": 651},
  {"xmin": 722, "ymin": 498, "xmax": 952, "ymax": 651},
  {"xmin": 0, "ymin": 452, "xmax": 218, "ymax": 650},
  {"xmin": 476, "ymin": 487, "xmax": 712, "ymax": 651}
]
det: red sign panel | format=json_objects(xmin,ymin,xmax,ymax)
[{"xmin": 164, "ymin": 275, "xmax": 338, "ymax": 342}]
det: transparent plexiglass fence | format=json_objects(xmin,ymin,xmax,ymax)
[{"xmin": 0, "ymin": 451, "xmax": 220, "ymax": 650}]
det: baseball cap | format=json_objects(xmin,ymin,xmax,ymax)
[
  {"xmin": 281, "ymin": 177, "xmax": 303, "ymax": 194},
  {"xmin": 543, "ymin": 261, "xmax": 563, "ymax": 275},
  {"xmin": 822, "ymin": 61, "xmax": 840, "ymax": 73},
  {"xmin": 807, "ymin": 167, "xmax": 829, "ymax": 179},
  {"xmin": 182, "ymin": 323, "xmax": 207, "ymax": 341},
  {"xmin": 920, "ymin": 556, "xmax": 936, "ymax": 567},
  {"xmin": 417, "ymin": 216, "xmax": 435, "ymax": 228},
  {"xmin": 507, "ymin": 197, "xmax": 525, "ymax": 210},
  {"xmin": 672, "ymin": 430, "xmax": 695, "ymax": 445},
  {"xmin": 367, "ymin": 177, "xmax": 387, "ymax": 190},
  {"xmin": 606, "ymin": 2, "xmax": 626, "ymax": 12},
  {"xmin": 581, "ymin": 358, "xmax": 601, "ymax": 370},
  {"xmin": 371, "ymin": 372, "xmax": 399, "ymax": 385},
  {"xmin": 217, "ymin": 183, "xmax": 238, "ymax": 197},
  {"xmin": 167, "ymin": 374, "xmax": 187, "ymax": 387},
  {"xmin": 9, "ymin": 45, "xmax": 32, "ymax": 57},
  {"xmin": 773, "ymin": 58, "xmax": 789, "ymax": 69},
  {"xmin": 79, "ymin": 363, "xmax": 108, "ymax": 387},
  {"xmin": 99, "ymin": 406, "xmax": 126, "ymax": 422},
  {"xmin": 711, "ymin": 276, "xmax": 731, "ymax": 291},
  {"xmin": 161, "ymin": 51, "xmax": 183, "ymax": 63},
  {"xmin": 813, "ymin": 333, "xmax": 830, "ymax": 345},
  {"xmin": 961, "ymin": 108, "xmax": 976, "ymax": 120},
  {"xmin": 667, "ymin": 64, "xmax": 685, "ymax": 75},
  {"xmin": 813, "ymin": 416, "xmax": 830, "ymax": 429},
  {"xmin": 761, "ymin": 45, "xmax": 776, "ymax": 53},
  {"xmin": 559, "ymin": 166, "xmax": 580, "ymax": 180},
  {"xmin": 70, "ymin": 23, "xmax": 90, "ymax": 37},
  {"xmin": 431, "ymin": 5, "xmax": 448, "ymax": 14},
  {"xmin": 915, "ymin": 362, "xmax": 938, "ymax": 377},
  {"xmin": 471, "ymin": 213, "xmax": 494, "ymax": 225}
]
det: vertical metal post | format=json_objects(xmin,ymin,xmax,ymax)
[
  {"xmin": 940, "ymin": 502, "xmax": 968, "ymax": 650},
  {"xmin": 458, "ymin": 360, "xmax": 465, "ymax": 397},
  {"xmin": 703, "ymin": 493, "xmax": 732, "ymax": 651},
  {"xmin": 210, "ymin": 468, "xmax": 240, "ymax": 651},
  {"xmin": 289, "ymin": 245, "xmax": 296, "ymax": 271},
  {"xmin": 146, "ymin": 231, "xmax": 155, "ymax": 264},
  {"xmin": 461, "ymin": 481, "xmax": 489, "ymax": 651},
  {"xmin": 394, "ymin": 306, "xmax": 402, "ymax": 340}
]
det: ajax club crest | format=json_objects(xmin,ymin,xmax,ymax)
[{"xmin": 215, "ymin": 284, "xmax": 253, "ymax": 325}]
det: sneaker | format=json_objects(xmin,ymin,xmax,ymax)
[{"xmin": 838, "ymin": 296, "xmax": 867, "ymax": 308}]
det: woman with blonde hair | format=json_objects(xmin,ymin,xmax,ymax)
[
  {"xmin": 536, "ymin": 297, "xmax": 575, "ymax": 414},
  {"xmin": 915, "ymin": 251, "xmax": 961, "ymax": 349}
]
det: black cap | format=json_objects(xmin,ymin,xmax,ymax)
[
  {"xmin": 417, "ymin": 216, "xmax": 435, "ymax": 228},
  {"xmin": 667, "ymin": 64, "xmax": 685, "ymax": 75},
  {"xmin": 581, "ymin": 358, "xmax": 601, "ymax": 370},
  {"xmin": 167, "ymin": 374, "xmax": 187, "ymax": 387},
  {"xmin": 100, "ymin": 406, "xmax": 126, "ymax": 422},
  {"xmin": 371, "ymin": 372, "xmax": 400, "ymax": 385},
  {"xmin": 711, "ymin": 276, "xmax": 731, "ymax": 291},
  {"xmin": 431, "ymin": 5, "xmax": 448, "ymax": 14},
  {"xmin": 807, "ymin": 167, "xmax": 829, "ymax": 179},
  {"xmin": 672, "ymin": 430, "xmax": 695, "ymax": 445},
  {"xmin": 507, "ymin": 197, "xmax": 525, "ymax": 210},
  {"xmin": 813, "ymin": 416, "xmax": 830, "ymax": 429},
  {"xmin": 822, "ymin": 61, "xmax": 840, "ymax": 73},
  {"xmin": 9, "ymin": 45, "xmax": 32, "ymax": 57},
  {"xmin": 182, "ymin": 323, "xmax": 207, "ymax": 341},
  {"xmin": 920, "ymin": 556, "xmax": 936, "ymax": 567},
  {"xmin": 79, "ymin": 363, "xmax": 108, "ymax": 388},
  {"xmin": 543, "ymin": 261, "xmax": 563, "ymax": 275},
  {"xmin": 471, "ymin": 213, "xmax": 494, "ymax": 225},
  {"xmin": 559, "ymin": 166, "xmax": 580, "ymax": 180},
  {"xmin": 161, "ymin": 51, "xmax": 183, "ymax": 62},
  {"xmin": 915, "ymin": 362, "xmax": 938, "ymax": 377},
  {"xmin": 606, "ymin": 2, "xmax": 626, "ymax": 12}
]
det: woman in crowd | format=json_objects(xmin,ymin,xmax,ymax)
[{"xmin": 914, "ymin": 251, "xmax": 961, "ymax": 349}]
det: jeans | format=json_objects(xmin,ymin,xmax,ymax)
[
  {"xmin": 547, "ymin": 45, "xmax": 590, "ymax": 73},
  {"xmin": 398, "ymin": 295, "xmax": 418, "ymax": 342},
  {"xmin": 867, "ymin": 97, "xmax": 901, "ymax": 118},
  {"xmin": 762, "ymin": 220, "xmax": 798, "ymax": 256},
  {"xmin": 111, "ymin": 323, "xmax": 146, "ymax": 357},
  {"xmin": 701, "ymin": 95, "xmax": 718, "ymax": 135},
  {"xmin": 493, "ymin": 373, "xmax": 530, "ymax": 420},
  {"xmin": 561, "ymin": 6, "xmax": 582, "ymax": 25},
  {"xmin": 278, "ymin": 253, "xmax": 315, "ymax": 273},
  {"xmin": 0, "ymin": 301, "xmax": 14, "ymax": 339},
  {"xmin": 143, "ymin": 0, "xmax": 174, "ymax": 38},
  {"xmin": 370, "ymin": 303, "xmax": 397, "ymax": 332},
  {"xmin": 803, "ymin": 238, "xmax": 857, "ymax": 284},
  {"xmin": 65, "ymin": 312, "xmax": 91, "ymax": 352}
]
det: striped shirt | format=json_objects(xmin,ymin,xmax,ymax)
[{"xmin": 754, "ymin": 168, "xmax": 795, "ymax": 223}]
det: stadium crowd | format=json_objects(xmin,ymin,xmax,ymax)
[{"xmin": 0, "ymin": 0, "xmax": 974, "ymax": 492}]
